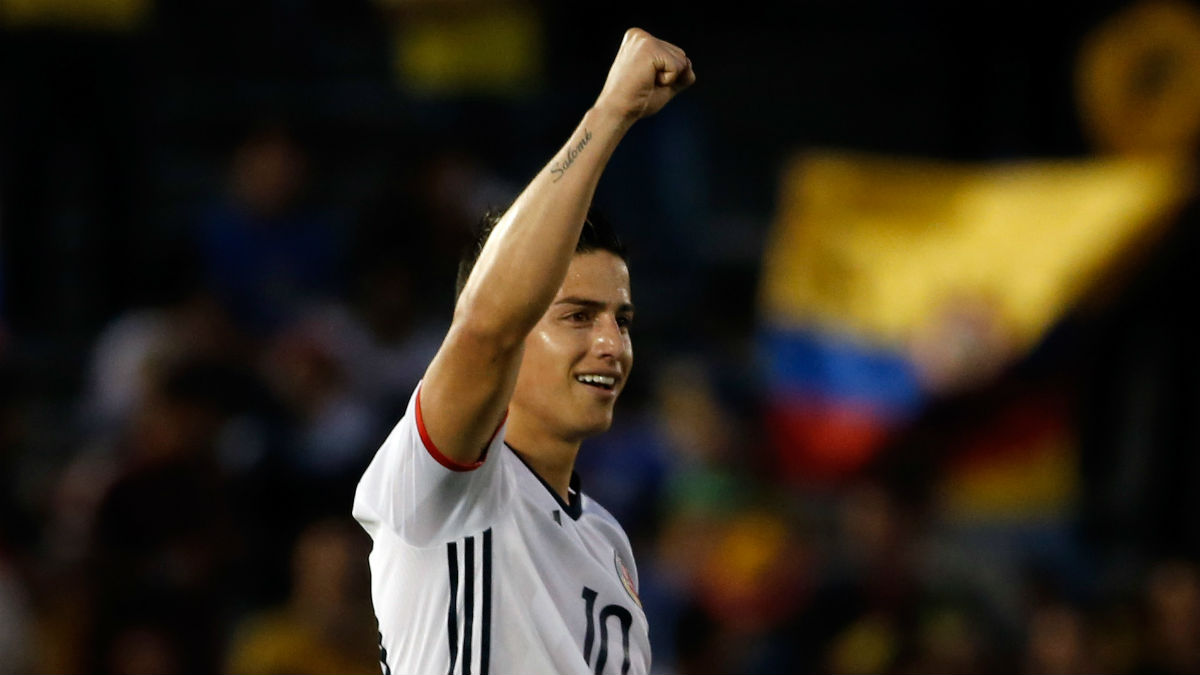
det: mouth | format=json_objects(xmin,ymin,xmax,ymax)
[{"xmin": 575, "ymin": 373, "xmax": 618, "ymax": 392}]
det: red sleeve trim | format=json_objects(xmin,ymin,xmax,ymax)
[{"xmin": 415, "ymin": 385, "xmax": 505, "ymax": 472}]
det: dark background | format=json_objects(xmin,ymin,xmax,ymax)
[{"xmin": 2, "ymin": 1, "xmax": 1198, "ymax": 673}]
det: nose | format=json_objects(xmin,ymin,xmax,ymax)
[{"xmin": 592, "ymin": 314, "xmax": 626, "ymax": 360}]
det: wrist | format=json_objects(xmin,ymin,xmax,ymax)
[{"xmin": 585, "ymin": 104, "xmax": 637, "ymax": 137}]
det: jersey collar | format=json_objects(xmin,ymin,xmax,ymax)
[{"xmin": 505, "ymin": 443, "xmax": 583, "ymax": 521}]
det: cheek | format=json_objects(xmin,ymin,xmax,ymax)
[
  {"xmin": 529, "ymin": 325, "xmax": 556, "ymax": 352},
  {"xmin": 527, "ymin": 326, "xmax": 559, "ymax": 364},
  {"xmin": 523, "ymin": 325, "xmax": 577, "ymax": 374}
]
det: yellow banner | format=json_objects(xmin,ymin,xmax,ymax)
[
  {"xmin": 0, "ymin": 0, "xmax": 148, "ymax": 30},
  {"xmin": 760, "ymin": 151, "xmax": 1194, "ymax": 354}
]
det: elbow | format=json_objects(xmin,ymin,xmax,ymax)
[{"xmin": 449, "ymin": 302, "xmax": 530, "ymax": 355}]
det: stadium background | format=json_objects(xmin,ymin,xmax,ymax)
[{"xmin": 2, "ymin": 0, "xmax": 1199, "ymax": 672}]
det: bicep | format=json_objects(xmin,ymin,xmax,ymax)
[{"xmin": 419, "ymin": 321, "xmax": 524, "ymax": 466}]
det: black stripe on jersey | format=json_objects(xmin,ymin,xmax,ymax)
[
  {"xmin": 447, "ymin": 531, "xmax": 493, "ymax": 675},
  {"xmin": 446, "ymin": 542, "xmax": 459, "ymax": 675},
  {"xmin": 463, "ymin": 536, "xmax": 475, "ymax": 675},
  {"xmin": 378, "ymin": 631, "xmax": 392, "ymax": 675},
  {"xmin": 481, "ymin": 528, "xmax": 492, "ymax": 675}
]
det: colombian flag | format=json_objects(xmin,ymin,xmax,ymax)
[{"xmin": 758, "ymin": 150, "xmax": 1192, "ymax": 485}]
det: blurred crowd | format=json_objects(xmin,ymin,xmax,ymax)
[{"xmin": 3, "ymin": 1, "xmax": 1200, "ymax": 673}]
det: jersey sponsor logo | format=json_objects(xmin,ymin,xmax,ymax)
[{"xmin": 613, "ymin": 550, "xmax": 641, "ymax": 608}]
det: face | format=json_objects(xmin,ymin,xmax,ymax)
[{"xmin": 511, "ymin": 251, "xmax": 634, "ymax": 442}]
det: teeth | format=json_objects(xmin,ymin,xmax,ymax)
[{"xmin": 576, "ymin": 374, "xmax": 616, "ymax": 387}]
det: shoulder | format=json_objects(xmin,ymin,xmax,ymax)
[
  {"xmin": 580, "ymin": 492, "xmax": 633, "ymax": 547},
  {"xmin": 581, "ymin": 491, "xmax": 618, "ymax": 523}
]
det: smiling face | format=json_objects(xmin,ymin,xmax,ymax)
[{"xmin": 509, "ymin": 251, "xmax": 634, "ymax": 443}]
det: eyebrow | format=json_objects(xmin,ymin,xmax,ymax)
[{"xmin": 554, "ymin": 297, "xmax": 636, "ymax": 314}]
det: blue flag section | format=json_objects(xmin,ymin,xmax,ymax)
[{"xmin": 759, "ymin": 325, "xmax": 923, "ymax": 481}]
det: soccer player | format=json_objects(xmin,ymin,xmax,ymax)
[{"xmin": 352, "ymin": 27, "xmax": 694, "ymax": 675}]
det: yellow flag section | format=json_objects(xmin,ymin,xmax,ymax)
[
  {"xmin": 760, "ymin": 151, "xmax": 1193, "ymax": 356},
  {"xmin": 0, "ymin": 0, "xmax": 148, "ymax": 30},
  {"xmin": 374, "ymin": 0, "xmax": 544, "ymax": 97}
]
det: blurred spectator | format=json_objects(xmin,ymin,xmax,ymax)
[
  {"xmin": 1077, "ymin": 196, "xmax": 1200, "ymax": 570},
  {"xmin": 225, "ymin": 517, "xmax": 377, "ymax": 674},
  {"xmin": 619, "ymin": 356, "xmax": 821, "ymax": 674},
  {"xmin": 55, "ymin": 357, "xmax": 248, "ymax": 672},
  {"xmin": 765, "ymin": 478, "xmax": 929, "ymax": 674},
  {"xmin": 822, "ymin": 609, "xmax": 899, "ymax": 674},
  {"xmin": 85, "ymin": 287, "xmax": 245, "ymax": 434},
  {"xmin": 192, "ymin": 122, "xmax": 348, "ymax": 336},
  {"xmin": 344, "ymin": 135, "xmax": 517, "ymax": 427},
  {"xmin": 610, "ymin": 357, "xmax": 759, "ymax": 674},
  {"xmin": 893, "ymin": 600, "xmax": 992, "ymax": 674},
  {"xmin": 831, "ymin": 479, "xmax": 920, "ymax": 608},
  {"xmin": 0, "ymin": 552, "xmax": 32, "ymax": 674},
  {"xmin": 0, "ymin": 236, "xmax": 7, "ymax": 356},
  {"xmin": 1137, "ymin": 558, "xmax": 1200, "ymax": 675},
  {"xmin": 1088, "ymin": 597, "xmax": 1142, "ymax": 675},
  {"xmin": 96, "ymin": 609, "xmax": 188, "ymax": 675},
  {"xmin": 1022, "ymin": 601, "xmax": 1093, "ymax": 674},
  {"xmin": 695, "ymin": 507, "xmax": 811, "ymax": 673},
  {"xmin": 341, "ymin": 266, "xmax": 445, "ymax": 418},
  {"xmin": 0, "ymin": 359, "xmax": 29, "ymax": 549},
  {"xmin": 351, "ymin": 134, "xmax": 517, "ymax": 320},
  {"xmin": 256, "ymin": 302, "xmax": 382, "ymax": 506}
]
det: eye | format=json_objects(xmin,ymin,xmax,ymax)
[
  {"xmin": 617, "ymin": 315, "xmax": 633, "ymax": 330},
  {"xmin": 567, "ymin": 311, "xmax": 591, "ymax": 323}
]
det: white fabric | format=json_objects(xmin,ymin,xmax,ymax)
[{"xmin": 353, "ymin": 383, "xmax": 650, "ymax": 675}]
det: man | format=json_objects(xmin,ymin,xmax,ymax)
[{"xmin": 352, "ymin": 27, "xmax": 694, "ymax": 675}]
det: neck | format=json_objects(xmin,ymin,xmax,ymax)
[{"xmin": 504, "ymin": 411, "xmax": 581, "ymax": 502}]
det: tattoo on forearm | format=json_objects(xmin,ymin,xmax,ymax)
[{"xmin": 550, "ymin": 129, "xmax": 593, "ymax": 182}]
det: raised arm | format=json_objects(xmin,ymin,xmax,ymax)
[{"xmin": 418, "ymin": 28, "xmax": 694, "ymax": 465}]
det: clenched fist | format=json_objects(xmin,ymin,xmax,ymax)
[{"xmin": 594, "ymin": 28, "xmax": 695, "ymax": 121}]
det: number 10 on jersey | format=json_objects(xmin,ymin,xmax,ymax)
[{"xmin": 581, "ymin": 586, "xmax": 633, "ymax": 674}]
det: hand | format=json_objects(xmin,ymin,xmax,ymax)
[{"xmin": 594, "ymin": 28, "xmax": 695, "ymax": 122}]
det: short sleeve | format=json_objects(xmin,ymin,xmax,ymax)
[{"xmin": 352, "ymin": 381, "xmax": 510, "ymax": 547}]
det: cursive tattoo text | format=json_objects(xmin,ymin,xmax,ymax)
[{"xmin": 550, "ymin": 128, "xmax": 592, "ymax": 182}]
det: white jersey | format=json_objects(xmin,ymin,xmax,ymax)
[{"xmin": 353, "ymin": 382, "xmax": 651, "ymax": 675}]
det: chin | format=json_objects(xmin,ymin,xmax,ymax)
[{"xmin": 575, "ymin": 412, "xmax": 615, "ymax": 439}]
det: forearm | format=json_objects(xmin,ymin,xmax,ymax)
[
  {"xmin": 417, "ymin": 28, "xmax": 691, "ymax": 465},
  {"xmin": 453, "ymin": 105, "xmax": 633, "ymax": 344}
]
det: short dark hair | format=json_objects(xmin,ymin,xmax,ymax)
[{"xmin": 455, "ymin": 205, "xmax": 628, "ymax": 301}]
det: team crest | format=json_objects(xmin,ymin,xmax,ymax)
[{"xmin": 613, "ymin": 550, "xmax": 641, "ymax": 608}]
